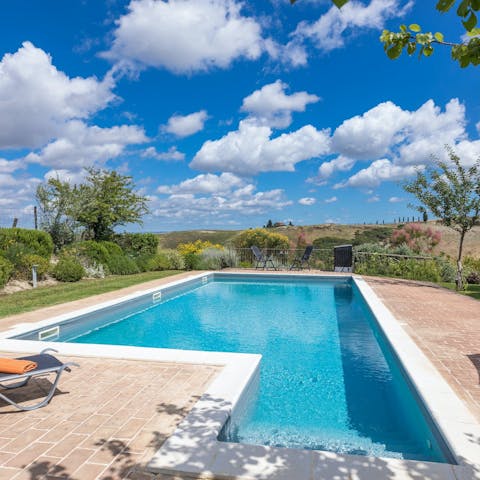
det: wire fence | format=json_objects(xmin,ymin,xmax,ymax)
[{"xmin": 233, "ymin": 248, "xmax": 334, "ymax": 270}]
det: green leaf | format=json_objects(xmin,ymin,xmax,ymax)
[
  {"xmin": 467, "ymin": 27, "xmax": 480, "ymax": 36},
  {"xmin": 472, "ymin": 0, "xmax": 480, "ymax": 10},
  {"xmin": 407, "ymin": 42, "xmax": 416, "ymax": 54},
  {"xmin": 463, "ymin": 11, "xmax": 478, "ymax": 31},
  {"xmin": 332, "ymin": 0, "xmax": 349, "ymax": 7},
  {"xmin": 423, "ymin": 45, "xmax": 434, "ymax": 56},
  {"xmin": 387, "ymin": 43, "xmax": 403, "ymax": 59},
  {"xmin": 400, "ymin": 24, "xmax": 407, "ymax": 32},
  {"xmin": 457, "ymin": 0, "xmax": 470, "ymax": 17},
  {"xmin": 436, "ymin": 0, "xmax": 456, "ymax": 12},
  {"xmin": 434, "ymin": 32, "xmax": 445, "ymax": 42},
  {"xmin": 409, "ymin": 23, "xmax": 421, "ymax": 32}
]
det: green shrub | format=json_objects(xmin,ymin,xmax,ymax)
[
  {"xmin": 99, "ymin": 241, "xmax": 124, "ymax": 257},
  {"xmin": 0, "ymin": 257, "xmax": 14, "ymax": 288},
  {"xmin": 183, "ymin": 252, "xmax": 201, "ymax": 270},
  {"xmin": 53, "ymin": 258, "xmax": 85, "ymax": 282},
  {"xmin": 62, "ymin": 241, "xmax": 107, "ymax": 264},
  {"xmin": 107, "ymin": 254, "xmax": 140, "ymax": 275},
  {"xmin": 0, "ymin": 228, "xmax": 53, "ymax": 259},
  {"xmin": 352, "ymin": 227, "xmax": 393, "ymax": 246},
  {"xmin": 197, "ymin": 248, "xmax": 225, "ymax": 269},
  {"xmin": 145, "ymin": 253, "xmax": 171, "ymax": 271},
  {"xmin": 160, "ymin": 249, "xmax": 185, "ymax": 270},
  {"xmin": 114, "ymin": 233, "xmax": 158, "ymax": 256},
  {"xmin": 312, "ymin": 236, "xmax": 352, "ymax": 250},
  {"xmin": 15, "ymin": 254, "xmax": 50, "ymax": 281}
]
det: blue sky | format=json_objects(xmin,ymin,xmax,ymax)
[{"xmin": 0, "ymin": 0, "xmax": 478, "ymax": 232}]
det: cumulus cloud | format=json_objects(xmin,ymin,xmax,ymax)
[
  {"xmin": 0, "ymin": 159, "xmax": 24, "ymax": 174},
  {"xmin": 157, "ymin": 172, "xmax": 245, "ymax": 194},
  {"xmin": 0, "ymin": 42, "xmax": 115, "ymax": 149},
  {"xmin": 298, "ymin": 197, "xmax": 316, "ymax": 205},
  {"xmin": 162, "ymin": 111, "xmax": 208, "ymax": 137},
  {"xmin": 389, "ymin": 196, "xmax": 403, "ymax": 203},
  {"xmin": 24, "ymin": 120, "xmax": 148, "ymax": 170},
  {"xmin": 241, "ymin": 80, "xmax": 319, "ymax": 128},
  {"xmin": 151, "ymin": 184, "xmax": 292, "ymax": 222},
  {"xmin": 293, "ymin": 0, "xmax": 413, "ymax": 53},
  {"xmin": 104, "ymin": 0, "xmax": 265, "ymax": 74},
  {"xmin": 340, "ymin": 159, "xmax": 420, "ymax": 188},
  {"xmin": 332, "ymin": 98, "xmax": 480, "ymax": 187},
  {"xmin": 324, "ymin": 196, "xmax": 337, "ymax": 203},
  {"xmin": 332, "ymin": 102, "xmax": 410, "ymax": 159},
  {"xmin": 141, "ymin": 146, "xmax": 185, "ymax": 161},
  {"xmin": 191, "ymin": 119, "xmax": 330, "ymax": 175},
  {"xmin": 367, "ymin": 195, "xmax": 380, "ymax": 203},
  {"xmin": 313, "ymin": 155, "xmax": 355, "ymax": 183}
]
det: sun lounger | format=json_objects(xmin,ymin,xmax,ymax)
[{"xmin": 0, "ymin": 348, "xmax": 78, "ymax": 411}]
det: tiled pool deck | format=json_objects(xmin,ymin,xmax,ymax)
[{"xmin": 0, "ymin": 271, "xmax": 479, "ymax": 479}]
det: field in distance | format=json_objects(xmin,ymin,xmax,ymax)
[{"xmin": 156, "ymin": 223, "xmax": 480, "ymax": 258}]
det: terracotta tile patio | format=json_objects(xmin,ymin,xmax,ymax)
[
  {"xmin": 366, "ymin": 277, "xmax": 480, "ymax": 422},
  {"xmin": 0, "ymin": 272, "xmax": 479, "ymax": 479},
  {"xmin": 0, "ymin": 355, "xmax": 219, "ymax": 479}
]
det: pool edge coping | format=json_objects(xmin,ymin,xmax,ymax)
[{"xmin": 0, "ymin": 271, "xmax": 479, "ymax": 480}]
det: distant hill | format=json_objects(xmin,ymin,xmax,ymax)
[{"xmin": 156, "ymin": 223, "xmax": 480, "ymax": 258}]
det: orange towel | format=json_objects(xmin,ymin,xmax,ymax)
[{"xmin": 0, "ymin": 358, "xmax": 37, "ymax": 374}]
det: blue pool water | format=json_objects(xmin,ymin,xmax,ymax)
[{"xmin": 46, "ymin": 276, "xmax": 450, "ymax": 462}]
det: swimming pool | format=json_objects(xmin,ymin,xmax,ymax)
[{"xmin": 12, "ymin": 274, "xmax": 452, "ymax": 463}]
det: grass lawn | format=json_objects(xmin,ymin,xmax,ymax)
[
  {"xmin": 0, "ymin": 270, "xmax": 181, "ymax": 318},
  {"xmin": 439, "ymin": 282, "xmax": 480, "ymax": 300}
]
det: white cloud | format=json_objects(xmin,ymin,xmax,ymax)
[
  {"xmin": 104, "ymin": 0, "xmax": 265, "ymax": 74},
  {"xmin": 324, "ymin": 196, "xmax": 337, "ymax": 203},
  {"xmin": 157, "ymin": 172, "xmax": 245, "ymax": 194},
  {"xmin": 313, "ymin": 155, "xmax": 355, "ymax": 182},
  {"xmin": 142, "ymin": 146, "xmax": 185, "ymax": 161},
  {"xmin": 332, "ymin": 102, "xmax": 409, "ymax": 159},
  {"xmin": 191, "ymin": 119, "xmax": 331, "ymax": 175},
  {"xmin": 241, "ymin": 80, "xmax": 319, "ymax": 128},
  {"xmin": 24, "ymin": 120, "xmax": 147, "ymax": 170},
  {"xmin": 293, "ymin": 0, "xmax": 413, "ymax": 53},
  {"xmin": 341, "ymin": 159, "xmax": 420, "ymax": 188},
  {"xmin": 298, "ymin": 197, "xmax": 316, "ymax": 205},
  {"xmin": 389, "ymin": 196, "xmax": 403, "ymax": 203},
  {"xmin": 477, "ymin": 121, "xmax": 480, "ymax": 135},
  {"xmin": 162, "ymin": 110, "xmax": 208, "ymax": 137},
  {"xmin": 332, "ymin": 98, "xmax": 480, "ymax": 187},
  {"xmin": 151, "ymin": 185, "xmax": 292, "ymax": 222},
  {"xmin": 0, "ymin": 42, "xmax": 115, "ymax": 149},
  {"xmin": 0, "ymin": 159, "xmax": 24, "ymax": 174},
  {"xmin": 367, "ymin": 195, "xmax": 380, "ymax": 203}
]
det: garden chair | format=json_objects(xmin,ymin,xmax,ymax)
[
  {"xmin": 0, "ymin": 348, "xmax": 79, "ymax": 411},
  {"xmin": 289, "ymin": 245, "xmax": 314, "ymax": 270},
  {"xmin": 251, "ymin": 245, "xmax": 277, "ymax": 270}
]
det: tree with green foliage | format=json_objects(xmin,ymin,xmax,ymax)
[
  {"xmin": 291, "ymin": 0, "xmax": 480, "ymax": 67},
  {"xmin": 36, "ymin": 169, "xmax": 150, "ymax": 244},
  {"xmin": 74, "ymin": 168, "xmax": 150, "ymax": 241},
  {"xmin": 403, "ymin": 147, "xmax": 480, "ymax": 290},
  {"xmin": 36, "ymin": 178, "xmax": 76, "ymax": 251}
]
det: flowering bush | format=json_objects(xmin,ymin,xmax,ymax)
[
  {"xmin": 233, "ymin": 228, "xmax": 290, "ymax": 251},
  {"xmin": 177, "ymin": 240, "xmax": 223, "ymax": 256},
  {"xmin": 390, "ymin": 223, "xmax": 441, "ymax": 254}
]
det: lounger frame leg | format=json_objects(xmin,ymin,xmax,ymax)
[{"xmin": 0, "ymin": 362, "xmax": 79, "ymax": 411}]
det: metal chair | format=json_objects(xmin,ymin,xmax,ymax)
[
  {"xmin": 251, "ymin": 245, "xmax": 277, "ymax": 270},
  {"xmin": 289, "ymin": 245, "xmax": 314, "ymax": 270}
]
